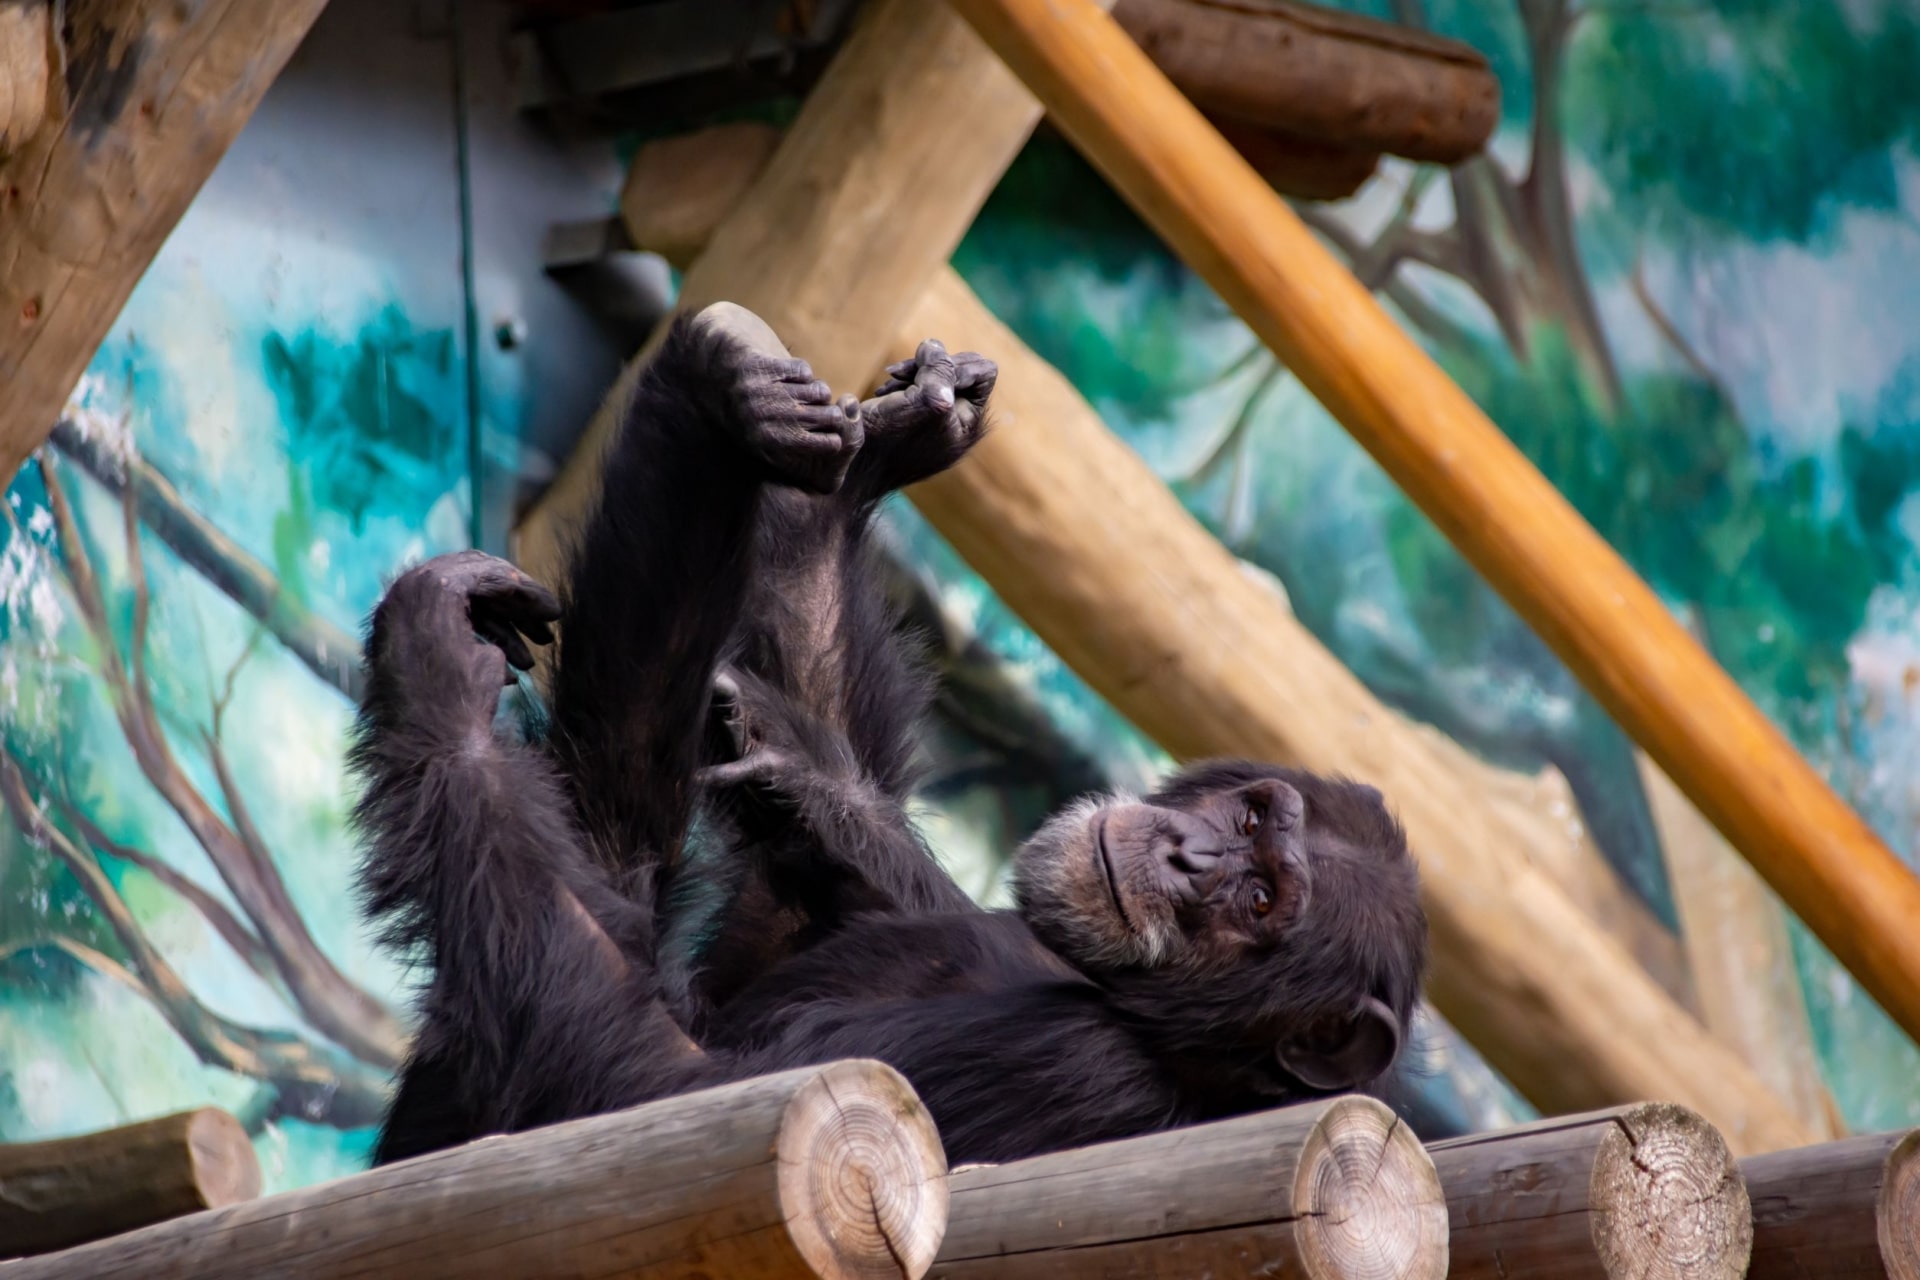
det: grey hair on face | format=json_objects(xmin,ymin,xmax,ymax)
[{"xmin": 1012, "ymin": 791, "xmax": 1181, "ymax": 971}]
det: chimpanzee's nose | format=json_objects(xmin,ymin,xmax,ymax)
[{"xmin": 1163, "ymin": 810, "xmax": 1225, "ymax": 876}]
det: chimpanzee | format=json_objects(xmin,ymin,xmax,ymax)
[{"xmin": 350, "ymin": 301, "xmax": 1428, "ymax": 1168}]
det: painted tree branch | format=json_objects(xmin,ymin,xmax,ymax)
[
  {"xmin": 38, "ymin": 453, "xmax": 406, "ymax": 1071},
  {"xmin": 49, "ymin": 418, "xmax": 364, "ymax": 702},
  {"xmin": 0, "ymin": 754, "xmax": 387, "ymax": 1130}
]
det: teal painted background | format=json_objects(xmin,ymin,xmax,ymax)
[{"xmin": 4, "ymin": 0, "xmax": 1919, "ymax": 1192}]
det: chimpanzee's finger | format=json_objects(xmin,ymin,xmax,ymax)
[
  {"xmin": 475, "ymin": 617, "xmax": 536, "ymax": 671},
  {"xmin": 695, "ymin": 758, "xmax": 771, "ymax": 790},
  {"xmin": 764, "ymin": 357, "xmax": 815, "ymax": 384},
  {"xmin": 468, "ymin": 568, "xmax": 561, "ymax": 621},
  {"xmin": 952, "ymin": 353, "xmax": 998, "ymax": 402},
  {"xmin": 910, "ymin": 339, "xmax": 956, "ymax": 410}
]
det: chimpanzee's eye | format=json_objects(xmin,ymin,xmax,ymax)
[
  {"xmin": 1249, "ymin": 881, "xmax": 1274, "ymax": 917},
  {"xmin": 1241, "ymin": 806, "xmax": 1262, "ymax": 836}
]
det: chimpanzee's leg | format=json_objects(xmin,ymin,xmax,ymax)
[{"xmin": 544, "ymin": 303, "xmax": 863, "ymax": 916}]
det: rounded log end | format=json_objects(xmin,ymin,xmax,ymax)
[
  {"xmin": 777, "ymin": 1059, "xmax": 950, "ymax": 1280},
  {"xmin": 183, "ymin": 1108, "xmax": 262, "ymax": 1210},
  {"xmin": 1881, "ymin": 1130, "xmax": 1920, "ymax": 1280},
  {"xmin": 1292, "ymin": 1094, "xmax": 1449, "ymax": 1280},
  {"xmin": 1592, "ymin": 1102, "xmax": 1753, "ymax": 1280}
]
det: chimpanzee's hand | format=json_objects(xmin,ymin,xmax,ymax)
[
  {"xmin": 853, "ymin": 339, "xmax": 996, "ymax": 494},
  {"xmin": 696, "ymin": 667, "xmax": 859, "ymax": 829},
  {"xmin": 688, "ymin": 302, "xmax": 865, "ymax": 496},
  {"xmin": 369, "ymin": 551, "xmax": 560, "ymax": 728}
]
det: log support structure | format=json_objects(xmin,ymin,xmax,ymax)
[
  {"xmin": 0, "ymin": 1062, "xmax": 950, "ymax": 1280},
  {"xmin": 1431, "ymin": 1103, "xmax": 1753, "ymax": 1280},
  {"xmin": 0, "ymin": 1109, "xmax": 260, "ymax": 1260},
  {"xmin": 1742, "ymin": 1129, "xmax": 1920, "ymax": 1280},
  {"xmin": 0, "ymin": 0, "xmax": 330, "ymax": 482},
  {"xmin": 932, "ymin": 1095, "xmax": 1446, "ymax": 1279},
  {"xmin": 939, "ymin": 0, "xmax": 1920, "ymax": 1058}
]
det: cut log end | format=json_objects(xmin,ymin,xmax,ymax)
[
  {"xmin": 1884, "ymin": 1131, "xmax": 1920, "ymax": 1280},
  {"xmin": 1592, "ymin": 1103, "xmax": 1752, "ymax": 1280},
  {"xmin": 182, "ymin": 1108, "xmax": 262, "ymax": 1210},
  {"xmin": 778, "ymin": 1060, "xmax": 950, "ymax": 1280},
  {"xmin": 1293, "ymin": 1097, "xmax": 1449, "ymax": 1280}
]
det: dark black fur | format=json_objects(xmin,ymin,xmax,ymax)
[{"xmin": 351, "ymin": 306, "xmax": 1427, "ymax": 1169}]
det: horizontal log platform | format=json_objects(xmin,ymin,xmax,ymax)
[
  {"xmin": 1114, "ymin": 0, "xmax": 1500, "ymax": 163},
  {"xmin": 0, "ymin": 1108, "xmax": 260, "ymax": 1260},
  {"xmin": 1742, "ymin": 1128, "xmax": 1919, "ymax": 1280},
  {"xmin": 1431, "ymin": 1103, "xmax": 1752, "ymax": 1280},
  {"xmin": 932, "ymin": 1094, "xmax": 1448, "ymax": 1279},
  {"xmin": 0, "ymin": 1061, "xmax": 949, "ymax": 1280}
]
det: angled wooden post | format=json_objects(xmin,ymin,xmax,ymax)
[
  {"xmin": 943, "ymin": 0, "xmax": 1920, "ymax": 1049},
  {"xmin": 0, "ymin": 0, "xmax": 329, "ymax": 484}
]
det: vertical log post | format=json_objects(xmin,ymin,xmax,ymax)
[
  {"xmin": 1742, "ymin": 1129, "xmax": 1920, "ymax": 1280},
  {"xmin": 0, "ymin": 1063, "xmax": 949, "ymax": 1280},
  {"xmin": 0, "ymin": 1109, "xmax": 261, "ymax": 1260},
  {"xmin": 941, "ymin": 0, "xmax": 1920, "ymax": 1050},
  {"xmin": 1431, "ymin": 1103, "xmax": 1753, "ymax": 1280},
  {"xmin": 0, "ymin": 0, "xmax": 330, "ymax": 482},
  {"xmin": 931, "ymin": 1096, "xmax": 1448, "ymax": 1279}
]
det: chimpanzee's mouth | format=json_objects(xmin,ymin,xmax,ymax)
[{"xmin": 1092, "ymin": 812, "xmax": 1136, "ymax": 936}]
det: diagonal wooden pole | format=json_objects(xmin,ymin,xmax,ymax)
[
  {"xmin": 0, "ymin": 0, "xmax": 329, "ymax": 484},
  {"xmin": 943, "ymin": 0, "xmax": 1920, "ymax": 1049}
]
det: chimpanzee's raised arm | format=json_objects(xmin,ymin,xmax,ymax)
[
  {"xmin": 351, "ymin": 552, "xmax": 720, "ymax": 1163},
  {"xmin": 546, "ymin": 304, "xmax": 863, "ymax": 892}
]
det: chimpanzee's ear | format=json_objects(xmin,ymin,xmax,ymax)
[{"xmin": 1274, "ymin": 996, "xmax": 1401, "ymax": 1091}]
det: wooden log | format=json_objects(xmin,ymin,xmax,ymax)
[
  {"xmin": 932, "ymin": 1094, "xmax": 1447, "ymax": 1279},
  {"xmin": 944, "ymin": 0, "xmax": 1920, "ymax": 1057},
  {"xmin": 0, "ymin": 1061, "xmax": 949, "ymax": 1280},
  {"xmin": 1641, "ymin": 749, "xmax": 1842, "ymax": 1141},
  {"xmin": 1431, "ymin": 1103, "xmax": 1752, "ymax": 1280},
  {"xmin": 1742, "ymin": 1129, "xmax": 1920, "ymax": 1280},
  {"xmin": 0, "ymin": 0, "xmax": 50, "ymax": 155},
  {"xmin": 0, "ymin": 1109, "xmax": 260, "ymax": 1260},
  {"xmin": 1203, "ymin": 115, "xmax": 1378, "ymax": 201},
  {"xmin": 1113, "ymin": 0, "xmax": 1499, "ymax": 163},
  {"xmin": 602, "ymin": 121, "xmax": 1810, "ymax": 1153},
  {"xmin": 514, "ymin": 0, "xmax": 1085, "ymax": 583}
]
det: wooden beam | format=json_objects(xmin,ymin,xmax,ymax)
[
  {"xmin": 0, "ymin": 0, "xmax": 329, "ymax": 486},
  {"xmin": 1430, "ymin": 1104, "xmax": 1753, "ymax": 1280},
  {"xmin": 605, "ymin": 121, "xmax": 1810, "ymax": 1152},
  {"xmin": 515, "ymin": 0, "xmax": 1077, "ymax": 584},
  {"xmin": 942, "ymin": 0, "xmax": 1920, "ymax": 1056},
  {"xmin": 1, "ymin": 1062, "xmax": 950, "ymax": 1280},
  {"xmin": 0, "ymin": 0, "xmax": 50, "ymax": 154},
  {"xmin": 1113, "ymin": 0, "xmax": 1499, "ymax": 163},
  {"xmin": 932, "ymin": 1095, "xmax": 1447, "ymax": 1279},
  {"xmin": 1641, "ymin": 750, "xmax": 1843, "ymax": 1141},
  {"xmin": 1742, "ymin": 1129, "xmax": 1920, "ymax": 1280},
  {"xmin": 0, "ymin": 1109, "xmax": 260, "ymax": 1260}
]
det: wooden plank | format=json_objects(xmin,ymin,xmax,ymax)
[
  {"xmin": 606, "ymin": 122, "xmax": 1810, "ymax": 1154},
  {"xmin": 1641, "ymin": 750, "xmax": 1843, "ymax": 1141},
  {"xmin": 514, "ymin": 0, "xmax": 1082, "ymax": 584},
  {"xmin": 932, "ymin": 1095, "xmax": 1447, "ymax": 1279},
  {"xmin": 942, "ymin": 0, "xmax": 1920, "ymax": 1058},
  {"xmin": 0, "ymin": 0, "xmax": 330, "ymax": 485},
  {"xmin": 0, "ymin": 1061, "xmax": 949, "ymax": 1279},
  {"xmin": 1742, "ymin": 1129, "xmax": 1920, "ymax": 1280},
  {"xmin": 0, "ymin": 1109, "xmax": 260, "ymax": 1260},
  {"xmin": 1431, "ymin": 1103, "xmax": 1752, "ymax": 1280},
  {"xmin": 1113, "ymin": 0, "xmax": 1499, "ymax": 162}
]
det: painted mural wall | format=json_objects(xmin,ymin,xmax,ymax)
[{"xmin": 2, "ymin": 0, "xmax": 1918, "ymax": 1193}]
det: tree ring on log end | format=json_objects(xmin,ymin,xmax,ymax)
[
  {"xmin": 1883, "ymin": 1130, "xmax": 1920, "ymax": 1280},
  {"xmin": 777, "ymin": 1059, "xmax": 950, "ymax": 1280},
  {"xmin": 185, "ymin": 1107, "xmax": 263, "ymax": 1209},
  {"xmin": 1293, "ymin": 1094, "xmax": 1449, "ymax": 1280},
  {"xmin": 1592, "ymin": 1102, "xmax": 1752, "ymax": 1280}
]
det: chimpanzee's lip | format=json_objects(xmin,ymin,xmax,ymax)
[{"xmin": 1092, "ymin": 811, "xmax": 1136, "ymax": 936}]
